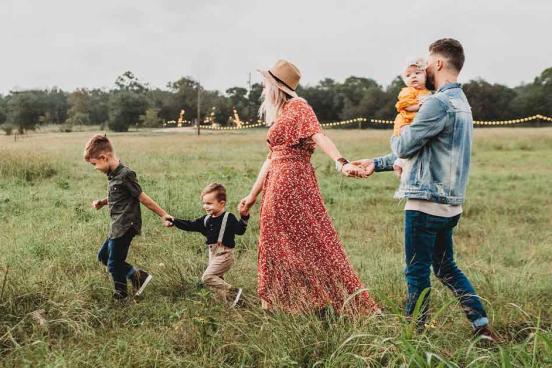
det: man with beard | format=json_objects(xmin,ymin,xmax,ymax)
[{"xmin": 353, "ymin": 38, "xmax": 499, "ymax": 341}]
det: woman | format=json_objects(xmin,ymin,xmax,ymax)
[{"xmin": 239, "ymin": 59, "xmax": 379, "ymax": 314}]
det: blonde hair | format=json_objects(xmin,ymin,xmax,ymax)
[
  {"xmin": 258, "ymin": 79, "xmax": 291, "ymax": 126},
  {"xmin": 83, "ymin": 134, "xmax": 113, "ymax": 161}
]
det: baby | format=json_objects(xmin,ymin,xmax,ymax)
[{"xmin": 393, "ymin": 58, "xmax": 431, "ymax": 177}]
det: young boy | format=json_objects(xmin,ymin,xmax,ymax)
[
  {"xmin": 165, "ymin": 183, "xmax": 248, "ymax": 307},
  {"xmin": 392, "ymin": 58, "xmax": 432, "ymax": 178},
  {"xmin": 84, "ymin": 134, "xmax": 172, "ymax": 299}
]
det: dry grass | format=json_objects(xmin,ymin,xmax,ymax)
[{"xmin": 0, "ymin": 128, "xmax": 551, "ymax": 367}]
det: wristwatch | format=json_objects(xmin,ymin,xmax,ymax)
[{"xmin": 335, "ymin": 157, "xmax": 349, "ymax": 172}]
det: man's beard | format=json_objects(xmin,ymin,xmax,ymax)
[{"xmin": 425, "ymin": 71, "xmax": 436, "ymax": 91}]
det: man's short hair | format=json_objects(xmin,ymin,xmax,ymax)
[
  {"xmin": 201, "ymin": 183, "xmax": 227, "ymax": 202},
  {"xmin": 83, "ymin": 134, "xmax": 113, "ymax": 161},
  {"xmin": 429, "ymin": 38, "xmax": 465, "ymax": 72}
]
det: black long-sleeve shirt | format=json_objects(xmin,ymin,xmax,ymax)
[{"xmin": 171, "ymin": 212, "xmax": 249, "ymax": 248}]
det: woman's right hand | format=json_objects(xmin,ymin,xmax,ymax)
[{"xmin": 239, "ymin": 194, "xmax": 257, "ymax": 215}]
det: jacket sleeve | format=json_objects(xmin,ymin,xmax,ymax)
[
  {"xmin": 372, "ymin": 152, "xmax": 397, "ymax": 172},
  {"xmin": 391, "ymin": 97, "xmax": 448, "ymax": 159},
  {"xmin": 171, "ymin": 216, "xmax": 205, "ymax": 233}
]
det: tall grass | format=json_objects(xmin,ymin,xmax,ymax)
[
  {"xmin": 0, "ymin": 128, "xmax": 551, "ymax": 367},
  {"xmin": 0, "ymin": 150, "xmax": 58, "ymax": 182}
]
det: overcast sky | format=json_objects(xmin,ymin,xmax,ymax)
[{"xmin": 1, "ymin": 0, "xmax": 551, "ymax": 94}]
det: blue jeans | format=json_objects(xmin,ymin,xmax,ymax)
[
  {"xmin": 98, "ymin": 229, "xmax": 137, "ymax": 297},
  {"xmin": 404, "ymin": 210, "xmax": 488, "ymax": 328}
]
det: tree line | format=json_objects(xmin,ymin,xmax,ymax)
[{"xmin": 1, "ymin": 67, "xmax": 551, "ymax": 134}]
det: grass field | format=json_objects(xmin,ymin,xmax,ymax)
[{"xmin": 1, "ymin": 127, "xmax": 551, "ymax": 367}]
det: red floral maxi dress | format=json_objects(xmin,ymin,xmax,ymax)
[{"xmin": 258, "ymin": 98, "xmax": 379, "ymax": 314}]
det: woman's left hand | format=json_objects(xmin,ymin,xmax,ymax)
[
  {"xmin": 239, "ymin": 194, "xmax": 257, "ymax": 215},
  {"xmin": 341, "ymin": 163, "xmax": 372, "ymax": 178}
]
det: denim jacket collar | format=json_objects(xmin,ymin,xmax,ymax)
[{"xmin": 437, "ymin": 82, "xmax": 461, "ymax": 93}]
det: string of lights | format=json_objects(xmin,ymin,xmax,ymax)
[
  {"xmin": 371, "ymin": 114, "xmax": 552, "ymax": 126},
  {"xmin": 320, "ymin": 118, "xmax": 366, "ymax": 128},
  {"xmin": 164, "ymin": 114, "xmax": 552, "ymax": 130}
]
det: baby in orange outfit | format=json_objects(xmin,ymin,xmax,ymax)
[{"xmin": 393, "ymin": 58, "xmax": 431, "ymax": 177}]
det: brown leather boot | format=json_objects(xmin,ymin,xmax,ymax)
[{"xmin": 474, "ymin": 324, "xmax": 502, "ymax": 343}]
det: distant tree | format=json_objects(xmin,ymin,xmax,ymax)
[
  {"xmin": 339, "ymin": 77, "xmax": 386, "ymax": 120},
  {"xmin": 0, "ymin": 95, "xmax": 7, "ymax": 125},
  {"xmin": 168, "ymin": 77, "xmax": 201, "ymax": 121},
  {"xmin": 108, "ymin": 72, "xmax": 150, "ymax": 131},
  {"xmin": 147, "ymin": 88, "xmax": 179, "ymax": 122},
  {"xmin": 67, "ymin": 88, "xmax": 91, "ymax": 125},
  {"xmin": 8, "ymin": 90, "xmax": 49, "ymax": 133},
  {"xmin": 89, "ymin": 89, "xmax": 109, "ymax": 125},
  {"xmin": 3, "ymin": 66, "xmax": 552, "ymax": 132},
  {"xmin": 7, "ymin": 91, "xmax": 45, "ymax": 133},
  {"xmin": 42, "ymin": 88, "xmax": 68, "ymax": 124},
  {"xmin": 511, "ymin": 67, "xmax": 552, "ymax": 117},
  {"xmin": 139, "ymin": 108, "xmax": 162, "ymax": 128},
  {"xmin": 226, "ymin": 87, "xmax": 248, "ymax": 120},
  {"xmin": 463, "ymin": 79, "xmax": 516, "ymax": 120},
  {"xmin": 338, "ymin": 77, "xmax": 380, "ymax": 105},
  {"xmin": 298, "ymin": 78, "xmax": 343, "ymax": 122},
  {"xmin": 115, "ymin": 71, "xmax": 148, "ymax": 93},
  {"xmin": 248, "ymin": 82, "xmax": 263, "ymax": 122},
  {"xmin": 201, "ymin": 90, "xmax": 231, "ymax": 125},
  {"xmin": 108, "ymin": 91, "xmax": 149, "ymax": 132},
  {"xmin": 65, "ymin": 111, "xmax": 90, "ymax": 126}
]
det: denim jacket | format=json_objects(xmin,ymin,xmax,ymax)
[{"xmin": 373, "ymin": 83, "xmax": 473, "ymax": 205}]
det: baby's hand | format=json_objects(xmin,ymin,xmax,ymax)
[
  {"xmin": 393, "ymin": 160, "xmax": 403, "ymax": 179},
  {"xmin": 393, "ymin": 165, "xmax": 403, "ymax": 179}
]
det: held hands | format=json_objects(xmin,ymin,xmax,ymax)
[
  {"xmin": 162, "ymin": 214, "xmax": 174, "ymax": 227},
  {"xmin": 340, "ymin": 162, "xmax": 369, "ymax": 178},
  {"xmin": 348, "ymin": 159, "xmax": 376, "ymax": 178},
  {"xmin": 92, "ymin": 199, "xmax": 107, "ymax": 210},
  {"xmin": 238, "ymin": 195, "xmax": 256, "ymax": 217}
]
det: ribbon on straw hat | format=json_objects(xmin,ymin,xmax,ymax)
[{"xmin": 257, "ymin": 59, "xmax": 301, "ymax": 98}]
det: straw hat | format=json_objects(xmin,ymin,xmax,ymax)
[{"xmin": 258, "ymin": 59, "xmax": 301, "ymax": 98}]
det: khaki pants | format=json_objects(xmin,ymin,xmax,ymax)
[{"xmin": 201, "ymin": 244, "xmax": 234, "ymax": 301}]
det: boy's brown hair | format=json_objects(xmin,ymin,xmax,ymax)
[
  {"xmin": 429, "ymin": 38, "xmax": 465, "ymax": 73},
  {"xmin": 83, "ymin": 134, "xmax": 113, "ymax": 161},
  {"xmin": 201, "ymin": 183, "xmax": 227, "ymax": 202}
]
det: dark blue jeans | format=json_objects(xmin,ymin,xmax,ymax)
[
  {"xmin": 98, "ymin": 229, "xmax": 137, "ymax": 297},
  {"xmin": 404, "ymin": 210, "xmax": 488, "ymax": 328}
]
